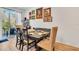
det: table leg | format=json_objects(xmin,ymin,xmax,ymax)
[{"xmin": 35, "ymin": 40, "xmax": 37, "ymax": 49}]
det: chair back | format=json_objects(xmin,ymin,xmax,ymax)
[
  {"xmin": 16, "ymin": 25, "xmax": 23, "ymax": 29},
  {"xmin": 16, "ymin": 28, "xmax": 22, "ymax": 39},
  {"xmin": 49, "ymin": 27, "xmax": 58, "ymax": 50},
  {"xmin": 22, "ymin": 28, "xmax": 29, "ymax": 43}
]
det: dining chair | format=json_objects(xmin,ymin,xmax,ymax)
[
  {"xmin": 16, "ymin": 28, "xmax": 22, "ymax": 50},
  {"xmin": 16, "ymin": 25, "xmax": 23, "ymax": 50},
  {"xmin": 37, "ymin": 27, "xmax": 58, "ymax": 51},
  {"xmin": 20, "ymin": 28, "xmax": 36, "ymax": 51},
  {"xmin": 16, "ymin": 25, "xmax": 23, "ymax": 29}
]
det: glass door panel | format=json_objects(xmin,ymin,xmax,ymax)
[{"xmin": 2, "ymin": 9, "xmax": 10, "ymax": 36}]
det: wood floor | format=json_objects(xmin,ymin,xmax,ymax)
[
  {"xmin": 55, "ymin": 42, "xmax": 79, "ymax": 51},
  {"xmin": 0, "ymin": 35, "xmax": 79, "ymax": 51},
  {"xmin": 0, "ymin": 35, "xmax": 36, "ymax": 51},
  {"xmin": 0, "ymin": 36, "xmax": 18, "ymax": 51}
]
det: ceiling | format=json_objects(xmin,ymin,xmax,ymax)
[
  {"xmin": 2, "ymin": 7, "xmax": 28, "ymax": 12},
  {"xmin": 7, "ymin": 7, "xmax": 37, "ymax": 12},
  {"xmin": 2, "ymin": 7, "xmax": 38, "ymax": 13}
]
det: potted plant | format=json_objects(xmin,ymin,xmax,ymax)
[{"xmin": 2, "ymin": 19, "xmax": 10, "ymax": 36}]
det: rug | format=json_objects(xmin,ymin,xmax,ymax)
[{"xmin": 0, "ymin": 36, "xmax": 8, "ymax": 43}]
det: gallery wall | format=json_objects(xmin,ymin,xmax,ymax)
[{"xmin": 25, "ymin": 7, "xmax": 57, "ymax": 28}]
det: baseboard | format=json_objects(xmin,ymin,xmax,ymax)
[{"xmin": 55, "ymin": 42, "xmax": 79, "ymax": 51}]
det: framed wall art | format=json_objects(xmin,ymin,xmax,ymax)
[
  {"xmin": 32, "ymin": 10, "xmax": 35, "ymax": 19},
  {"xmin": 32, "ymin": 10, "xmax": 35, "ymax": 15},
  {"xmin": 36, "ymin": 8, "xmax": 43, "ymax": 19},
  {"xmin": 43, "ymin": 8, "xmax": 52, "ymax": 22},
  {"xmin": 31, "ymin": 15, "xmax": 35, "ymax": 19},
  {"xmin": 29, "ymin": 10, "xmax": 36, "ymax": 20},
  {"xmin": 29, "ymin": 12, "xmax": 32, "ymax": 19}
]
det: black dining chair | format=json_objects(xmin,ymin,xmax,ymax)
[
  {"xmin": 16, "ymin": 28, "xmax": 23, "ymax": 50},
  {"xmin": 20, "ymin": 27, "xmax": 36, "ymax": 51}
]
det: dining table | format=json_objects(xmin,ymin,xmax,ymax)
[{"xmin": 28, "ymin": 29, "xmax": 50, "ymax": 50}]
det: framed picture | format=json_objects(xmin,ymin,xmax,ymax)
[
  {"xmin": 43, "ymin": 8, "xmax": 52, "ymax": 22},
  {"xmin": 36, "ymin": 8, "xmax": 43, "ymax": 19},
  {"xmin": 29, "ymin": 12, "xmax": 31, "ymax": 19},
  {"xmin": 32, "ymin": 10, "xmax": 35, "ymax": 15},
  {"xmin": 29, "ymin": 12, "xmax": 31, "ymax": 15},
  {"xmin": 31, "ymin": 15, "xmax": 35, "ymax": 19},
  {"xmin": 32, "ymin": 10, "xmax": 35, "ymax": 19},
  {"xmin": 44, "ymin": 16, "xmax": 52, "ymax": 22}
]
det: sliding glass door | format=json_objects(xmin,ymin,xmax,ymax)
[
  {"xmin": 2, "ymin": 9, "xmax": 10, "ymax": 36},
  {"xmin": 0, "ymin": 8, "xmax": 3, "ymax": 37},
  {"xmin": 0, "ymin": 8, "xmax": 22, "ymax": 37}
]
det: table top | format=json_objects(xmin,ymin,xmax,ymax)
[
  {"xmin": 18, "ymin": 28, "xmax": 49, "ymax": 40},
  {"xmin": 28, "ymin": 29, "xmax": 49, "ymax": 39}
]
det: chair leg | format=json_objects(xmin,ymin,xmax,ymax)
[
  {"xmin": 16, "ymin": 42, "xmax": 17, "ymax": 47},
  {"xmin": 19, "ymin": 43, "xmax": 21, "ymax": 50},
  {"xmin": 53, "ymin": 47, "xmax": 55, "ymax": 51},
  {"xmin": 27, "ymin": 45, "xmax": 29, "ymax": 51},
  {"xmin": 16, "ymin": 37, "xmax": 18, "ymax": 47},
  {"xmin": 35, "ymin": 40, "xmax": 37, "ymax": 49},
  {"xmin": 21, "ymin": 45, "xmax": 24, "ymax": 51},
  {"xmin": 19, "ymin": 40, "xmax": 22, "ymax": 50}
]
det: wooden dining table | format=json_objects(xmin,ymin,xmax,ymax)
[{"xmin": 28, "ymin": 29, "xmax": 49, "ymax": 50}]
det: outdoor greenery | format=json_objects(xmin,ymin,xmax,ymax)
[{"xmin": 2, "ymin": 19, "xmax": 10, "ymax": 32}]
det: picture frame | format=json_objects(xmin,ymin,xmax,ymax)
[
  {"xmin": 36, "ymin": 8, "xmax": 43, "ymax": 19},
  {"xmin": 43, "ymin": 8, "xmax": 52, "ymax": 22},
  {"xmin": 29, "ymin": 10, "xmax": 36, "ymax": 20},
  {"xmin": 29, "ymin": 12, "xmax": 32, "ymax": 19},
  {"xmin": 31, "ymin": 15, "xmax": 35, "ymax": 19},
  {"xmin": 32, "ymin": 10, "xmax": 35, "ymax": 15}
]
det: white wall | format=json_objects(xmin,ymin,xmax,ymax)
[
  {"xmin": 16, "ymin": 12, "xmax": 22, "ymax": 25},
  {"xmin": 57, "ymin": 8, "xmax": 79, "ymax": 47},
  {"xmin": 25, "ymin": 7, "xmax": 79, "ymax": 47}
]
